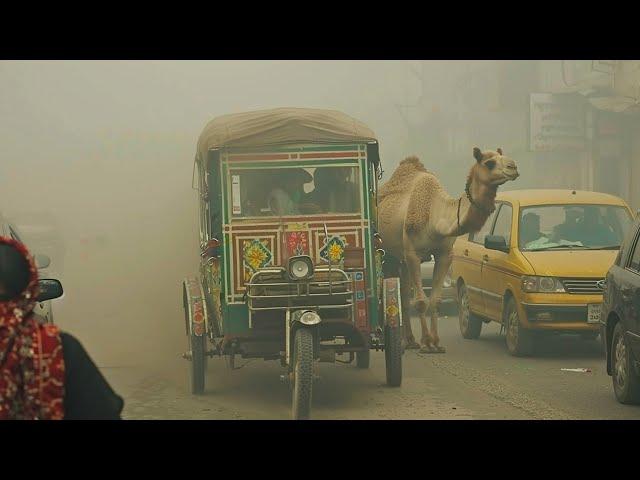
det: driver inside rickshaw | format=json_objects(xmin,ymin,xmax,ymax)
[
  {"xmin": 307, "ymin": 166, "xmax": 358, "ymax": 213},
  {"xmin": 266, "ymin": 168, "xmax": 314, "ymax": 216}
]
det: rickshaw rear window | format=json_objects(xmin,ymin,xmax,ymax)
[{"xmin": 228, "ymin": 166, "xmax": 361, "ymax": 218}]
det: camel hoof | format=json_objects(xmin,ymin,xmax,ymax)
[
  {"xmin": 404, "ymin": 340, "xmax": 421, "ymax": 350},
  {"xmin": 419, "ymin": 345, "xmax": 447, "ymax": 354}
]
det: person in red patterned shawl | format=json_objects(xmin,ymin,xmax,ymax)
[{"xmin": 0, "ymin": 236, "xmax": 123, "ymax": 420}]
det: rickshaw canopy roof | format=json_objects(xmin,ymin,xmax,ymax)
[{"xmin": 197, "ymin": 107, "xmax": 378, "ymax": 158}]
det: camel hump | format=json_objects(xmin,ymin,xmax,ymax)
[
  {"xmin": 399, "ymin": 155, "xmax": 428, "ymax": 170},
  {"xmin": 379, "ymin": 156, "xmax": 433, "ymax": 201}
]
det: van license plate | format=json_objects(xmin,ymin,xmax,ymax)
[{"xmin": 587, "ymin": 304, "xmax": 602, "ymax": 324}]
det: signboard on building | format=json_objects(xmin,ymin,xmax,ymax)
[{"xmin": 530, "ymin": 93, "xmax": 586, "ymax": 151}]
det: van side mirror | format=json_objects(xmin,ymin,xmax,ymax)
[
  {"xmin": 37, "ymin": 279, "xmax": 63, "ymax": 302},
  {"xmin": 484, "ymin": 235, "xmax": 509, "ymax": 252},
  {"xmin": 35, "ymin": 254, "xmax": 51, "ymax": 269}
]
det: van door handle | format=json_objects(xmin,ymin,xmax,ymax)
[
  {"xmin": 483, "ymin": 255, "xmax": 489, "ymax": 262},
  {"xmin": 464, "ymin": 249, "xmax": 469, "ymax": 257},
  {"xmin": 621, "ymin": 287, "xmax": 633, "ymax": 300}
]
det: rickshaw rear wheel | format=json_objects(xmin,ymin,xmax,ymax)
[
  {"xmin": 356, "ymin": 349, "xmax": 370, "ymax": 369},
  {"xmin": 292, "ymin": 328, "xmax": 314, "ymax": 420},
  {"xmin": 384, "ymin": 325, "xmax": 402, "ymax": 387},
  {"xmin": 189, "ymin": 334, "xmax": 206, "ymax": 395}
]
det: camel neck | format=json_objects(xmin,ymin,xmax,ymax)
[
  {"xmin": 465, "ymin": 178, "xmax": 496, "ymax": 215},
  {"xmin": 453, "ymin": 184, "xmax": 495, "ymax": 236}
]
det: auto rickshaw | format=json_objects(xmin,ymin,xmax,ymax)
[{"xmin": 181, "ymin": 107, "xmax": 403, "ymax": 419}]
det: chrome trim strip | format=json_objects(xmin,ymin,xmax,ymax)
[
  {"xmin": 627, "ymin": 330, "xmax": 640, "ymax": 340},
  {"xmin": 521, "ymin": 302, "xmax": 589, "ymax": 307},
  {"xmin": 285, "ymin": 310, "xmax": 291, "ymax": 366},
  {"xmin": 250, "ymin": 304, "xmax": 353, "ymax": 312},
  {"xmin": 483, "ymin": 290, "xmax": 503, "ymax": 299},
  {"xmin": 464, "ymin": 285, "xmax": 503, "ymax": 299},
  {"xmin": 247, "ymin": 291, "xmax": 353, "ymax": 299}
]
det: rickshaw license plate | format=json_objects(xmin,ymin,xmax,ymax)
[{"xmin": 587, "ymin": 304, "xmax": 602, "ymax": 324}]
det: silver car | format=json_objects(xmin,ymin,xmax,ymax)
[{"xmin": 421, "ymin": 257, "xmax": 457, "ymax": 315}]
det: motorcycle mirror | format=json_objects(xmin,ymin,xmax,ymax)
[{"xmin": 37, "ymin": 279, "xmax": 63, "ymax": 302}]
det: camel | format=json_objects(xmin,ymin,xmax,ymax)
[{"xmin": 378, "ymin": 147, "xmax": 520, "ymax": 353}]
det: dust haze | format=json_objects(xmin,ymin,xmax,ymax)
[{"xmin": 0, "ymin": 60, "xmax": 627, "ymax": 370}]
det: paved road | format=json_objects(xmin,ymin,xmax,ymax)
[{"xmin": 102, "ymin": 314, "xmax": 640, "ymax": 420}]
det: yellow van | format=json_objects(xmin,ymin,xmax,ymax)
[{"xmin": 451, "ymin": 189, "xmax": 634, "ymax": 356}]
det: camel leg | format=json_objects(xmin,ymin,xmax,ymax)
[
  {"xmin": 402, "ymin": 231, "xmax": 429, "ymax": 307},
  {"xmin": 423, "ymin": 252, "xmax": 452, "ymax": 353},
  {"xmin": 400, "ymin": 263, "xmax": 419, "ymax": 349},
  {"xmin": 402, "ymin": 244, "xmax": 432, "ymax": 350}
]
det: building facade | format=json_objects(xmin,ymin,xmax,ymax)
[{"xmin": 401, "ymin": 61, "xmax": 640, "ymax": 210}]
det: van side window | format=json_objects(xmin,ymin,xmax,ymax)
[
  {"xmin": 492, "ymin": 204, "xmax": 513, "ymax": 245},
  {"xmin": 469, "ymin": 206, "xmax": 499, "ymax": 245},
  {"xmin": 620, "ymin": 220, "xmax": 640, "ymax": 267},
  {"xmin": 629, "ymin": 232, "xmax": 640, "ymax": 272}
]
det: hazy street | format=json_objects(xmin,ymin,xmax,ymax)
[
  {"xmin": 102, "ymin": 314, "xmax": 640, "ymax": 420},
  {"xmin": 3, "ymin": 60, "xmax": 640, "ymax": 421}
]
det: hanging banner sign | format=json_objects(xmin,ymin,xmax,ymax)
[{"xmin": 530, "ymin": 93, "xmax": 586, "ymax": 152}]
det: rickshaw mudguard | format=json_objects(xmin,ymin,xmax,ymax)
[
  {"xmin": 183, "ymin": 277, "xmax": 209, "ymax": 337},
  {"xmin": 383, "ymin": 277, "xmax": 403, "ymax": 328}
]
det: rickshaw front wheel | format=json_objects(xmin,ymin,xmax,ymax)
[{"xmin": 292, "ymin": 328, "xmax": 314, "ymax": 420}]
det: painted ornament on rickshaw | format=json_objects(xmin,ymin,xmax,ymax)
[
  {"xmin": 375, "ymin": 251, "xmax": 383, "ymax": 289},
  {"xmin": 242, "ymin": 239, "xmax": 273, "ymax": 274},
  {"xmin": 320, "ymin": 236, "xmax": 346, "ymax": 263},
  {"xmin": 285, "ymin": 230, "xmax": 309, "ymax": 257},
  {"xmin": 386, "ymin": 304, "xmax": 399, "ymax": 318}
]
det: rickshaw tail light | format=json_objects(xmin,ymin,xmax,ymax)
[
  {"xmin": 206, "ymin": 238, "xmax": 220, "ymax": 249},
  {"xmin": 202, "ymin": 238, "xmax": 222, "ymax": 258},
  {"xmin": 373, "ymin": 233, "xmax": 383, "ymax": 249}
]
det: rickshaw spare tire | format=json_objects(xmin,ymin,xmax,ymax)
[
  {"xmin": 292, "ymin": 328, "xmax": 314, "ymax": 420},
  {"xmin": 384, "ymin": 325, "xmax": 402, "ymax": 387},
  {"xmin": 190, "ymin": 334, "xmax": 206, "ymax": 394}
]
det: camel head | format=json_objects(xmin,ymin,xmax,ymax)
[{"xmin": 472, "ymin": 147, "xmax": 519, "ymax": 187}]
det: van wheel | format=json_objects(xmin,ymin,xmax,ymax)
[
  {"xmin": 458, "ymin": 284, "xmax": 482, "ymax": 339},
  {"xmin": 505, "ymin": 298, "xmax": 534, "ymax": 357},
  {"xmin": 612, "ymin": 322, "xmax": 640, "ymax": 404}
]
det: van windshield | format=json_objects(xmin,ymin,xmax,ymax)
[
  {"xmin": 519, "ymin": 204, "xmax": 633, "ymax": 251},
  {"xmin": 228, "ymin": 165, "xmax": 361, "ymax": 218}
]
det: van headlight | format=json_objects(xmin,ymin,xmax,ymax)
[
  {"xmin": 521, "ymin": 276, "xmax": 565, "ymax": 293},
  {"xmin": 288, "ymin": 255, "xmax": 314, "ymax": 280}
]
